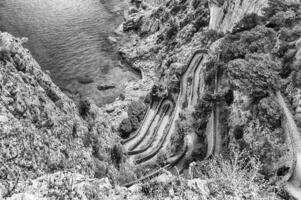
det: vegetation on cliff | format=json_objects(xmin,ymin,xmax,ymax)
[{"xmin": 118, "ymin": 0, "xmax": 301, "ymax": 198}]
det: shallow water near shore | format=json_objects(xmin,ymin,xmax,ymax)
[{"xmin": 0, "ymin": 0, "xmax": 139, "ymax": 106}]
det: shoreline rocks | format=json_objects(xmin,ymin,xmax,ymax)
[{"xmin": 77, "ymin": 75, "xmax": 94, "ymax": 84}]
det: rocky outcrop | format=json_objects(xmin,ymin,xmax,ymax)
[{"xmin": 209, "ymin": 0, "xmax": 269, "ymax": 32}]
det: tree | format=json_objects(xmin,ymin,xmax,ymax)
[
  {"xmin": 232, "ymin": 13, "xmax": 266, "ymax": 33},
  {"xmin": 220, "ymin": 26, "xmax": 276, "ymax": 62},
  {"xmin": 226, "ymin": 53, "xmax": 281, "ymax": 95},
  {"xmin": 119, "ymin": 100, "xmax": 147, "ymax": 138},
  {"xmin": 128, "ymin": 100, "xmax": 147, "ymax": 122},
  {"xmin": 151, "ymin": 82, "xmax": 168, "ymax": 100},
  {"xmin": 192, "ymin": 92, "xmax": 214, "ymax": 136},
  {"xmin": 119, "ymin": 118, "xmax": 133, "ymax": 138}
]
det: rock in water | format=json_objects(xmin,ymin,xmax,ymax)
[
  {"xmin": 97, "ymin": 84, "xmax": 116, "ymax": 91},
  {"xmin": 78, "ymin": 75, "xmax": 94, "ymax": 84}
]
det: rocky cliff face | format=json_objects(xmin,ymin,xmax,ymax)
[
  {"xmin": 209, "ymin": 0, "xmax": 268, "ymax": 32},
  {"xmin": 0, "ymin": 31, "xmax": 119, "ymax": 198}
]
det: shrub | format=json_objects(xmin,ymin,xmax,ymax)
[
  {"xmin": 119, "ymin": 93, "xmax": 126, "ymax": 100},
  {"xmin": 192, "ymin": 92, "xmax": 214, "ymax": 136},
  {"xmin": 202, "ymin": 29, "xmax": 224, "ymax": 43},
  {"xmin": 0, "ymin": 48, "xmax": 12, "ymax": 65},
  {"xmin": 144, "ymin": 93, "xmax": 152, "ymax": 104},
  {"xmin": 78, "ymin": 99, "xmax": 90, "ymax": 118},
  {"xmin": 292, "ymin": 70, "xmax": 301, "ymax": 88},
  {"xmin": 115, "ymin": 164, "xmax": 136, "ymax": 185},
  {"xmin": 263, "ymin": 0, "xmax": 300, "ymax": 19},
  {"xmin": 193, "ymin": 13, "xmax": 209, "ymax": 31},
  {"xmin": 119, "ymin": 118, "xmax": 133, "ymax": 138},
  {"xmin": 94, "ymin": 160, "xmax": 107, "ymax": 179},
  {"xmin": 118, "ymin": 100, "xmax": 147, "ymax": 138},
  {"xmin": 190, "ymin": 151, "xmax": 280, "ymax": 199},
  {"xmin": 268, "ymin": 10, "xmax": 299, "ymax": 28},
  {"xmin": 226, "ymin": 53, "xmax": 282, "ymax": 94},
  {"xmin": 156, "ymin": 150, "xmax": 168, "ymax": 167},
  {"xmin": 173, "ymin": 112, "xmax": 191, "ymax": 154},
  {"xmin": 167, "ymin": 74, "xmax": 180, "ymax": 93},
  {"xmin": 110, "ymin": 144, "xmax": 123, "ymax": 169},
  {"xmin": 220, "ymin": 26, "xmax": 276, "ymax": 62},
  {"xmin": 165, "ymin": 20, "xmax": 178, "ymax": 39},
  {"xmin": 141, "ymin": 180, "xmax": 171, "ymax": 198},
  {"xmin": 255, "ymin": 97, "xmax": 282, "ymax": 127},
  {"xmin": 128, "ymin": 100, "xmax": 147, "ymax": 122},
  {"xmin": 232, "ymin": 13, "xmax": 266, "ymax": 33},
  {"xmin": 151, "ymin": 82, "xmax": 168, "ymax": 99}
]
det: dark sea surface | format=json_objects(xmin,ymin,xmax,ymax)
[{"xmin": 0, "ymin": 0, "xmax": 138, "ymax": 106}]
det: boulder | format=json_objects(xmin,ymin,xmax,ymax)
[
  {"xmin": 123, "ymin": 14, "xmax": 143, "ymax": 32},
  {"xmin": 97, "ymin": 84, "xmax": 116, "ymax": 91},
  {"xmin": 78, "ymin": 75, "xmax": 94, "ymax": 84}
]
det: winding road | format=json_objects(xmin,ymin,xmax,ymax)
[
  {"xmin": 205, "ymin": 57, "xmax": 222, "ymax": 158},
  {"xmin": 276, "ymin": 91, "xmax": 301, "ymax": 200},
  {"xmin": 121, "ymin": 50, "xmax": 207, "ymax": 176},
  {"xmin": 121, "ymin": 52, "xmax": 301, "ymax": 197}
]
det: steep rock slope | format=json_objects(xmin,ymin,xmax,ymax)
[{"xmin": 0, "ymin": 31, "xmax": 118, "ymax": 198}]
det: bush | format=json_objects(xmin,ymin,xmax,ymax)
[
  {"xmin": 128, "ymin": 100, "xmax": 147, "ymax": 122},
  {"xmin": 167, "ymin": 74, "xmax": 180, "ymax": 93},
  {"xmin": 0, "ymin": 48, "xmax": 12, "ymax": 64},
  {"xmin": 226, "ymin": 53, "xmax": 281, "ymax": 94},
  {"xmin": 156, "ymin": 150, "xmax": 168, "ymax": 167},
  {"xmin": 111, "ymin": 144, "xmax": 123, "ymax": 169},
  {"xmin": 190, "ymin": 151, "xmax": 280, "ymax": 200},
  {"xmin": 192, "ymin": 93, "xmax": 214, "ymax": 136},
  {"xmin": 151, "ymin": 82, "xmax": 168, "ymax": 99},
  {"xmin": 118, "ymin": 100, "xmax": 146, "ymax": 138},
  {"xmin": 119, "ymin": 118, "xmax": 133, "ymax": 138},
  {"xmin": 232, "ymin": 13, "xmax": 265, "ymax": 33},
  {"xmin": 220, "ymin": 26, "xmax": 276, "ymax": 62},
  {"xmin": 202, "ymin": 29, "xmax": 224, "ymax": 43},
  {"xmin": 94, "ymin": 160, "xmax": 107, "ymax": 179},
  {"xmin": 263, "ymin": 0, "xmax": 300, "ymax": 19},
  {"xmin": 115, "ymin": 164, "xmax": 136, "ymax": 185},
  {"xmin": 173, "ymin": 112, "xmax": 190, "ymax": 154},
  {"xmin": 165, "ymin": 20, "xmax": 178, "ymax": 39},
  {"xmin": 78, "ymin": 99, "xmax": 90, "ymax": 118}
]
